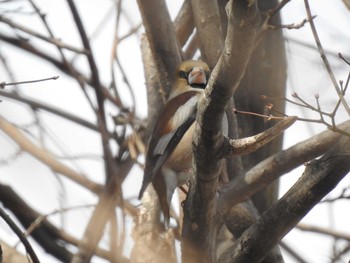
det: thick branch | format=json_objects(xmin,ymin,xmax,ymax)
[
  {"xmin": 182, "ymin": 1, "xmax": 261, "ymax": 262},
  {"xmin": 190, "ymin": 0, "xmax": 224, "ymax": 68},
  {"xmin": 174, "ymin": 0, "xmax": 194, "ymax": 48},
  {"xmin": 219, "ymin": 132, "xmax": 350, "ymax": 263},
  {"xmin": 220, "ymin": 116, "xmax": 296, "ymax": 158},
  {"xmin": 219, "ymin": 120, "xmax": 350, "ymax": 216},
  {"xmin": 0, "ymin": 184, "xmax": 73, "ymax": 262},
  {"xmin": 137, "ymin": 0, "xmax": 182, "ymax": 95}
]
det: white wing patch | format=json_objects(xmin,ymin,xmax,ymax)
[
  {"xmin": 170, "ymin": 95, "xmax": 198, "ymax": 130},
  {"xmin": 152, "ymin": 93, "xmax": 199, "ymax": 156},
  {"xmin": 153, "ymin": 130, "xmax": 176, "ymax": 156}
]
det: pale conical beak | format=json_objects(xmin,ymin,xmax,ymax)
[{"xmin": 188, "ymin": 67, "xmax": 206, "ymax": 85}]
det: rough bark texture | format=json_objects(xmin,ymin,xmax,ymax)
[
  {"xmin": 191, "ymin": 0, "xmax": 224, "ymax": 69},
  {"xmin": 218, "ymin": 132, "xmax": 350, "ymax": 262},
  {"xmin": 137, "ymin": 0, "xmax": 182, "ymax": 95},
  {"xmin": 182, "ymin": 1, "xmax": 261, "ymax": 262}
]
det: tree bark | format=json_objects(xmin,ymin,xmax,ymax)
[
  {"xmin": 218, "ymin": 132, "xmax": 350, "ymax": 262},
  {"xmin": 182, "ymin": 1, "xmax": 261, "ymax": 262}
]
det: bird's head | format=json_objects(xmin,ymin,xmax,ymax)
[{"xmin": 169, "ymin": 60, "xmax": 210, "ymax": 99}]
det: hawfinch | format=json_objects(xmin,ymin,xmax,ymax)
[{"xmin": 138, "ymin": 60, "xmax": 210, "ymax": 227}]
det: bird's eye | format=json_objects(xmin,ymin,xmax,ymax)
[{"xmin": 179, "ymin": 71, "xmax": 187, "ymax": 79}]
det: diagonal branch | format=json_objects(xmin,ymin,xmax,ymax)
[
  {"xmin": 218, "ymin": 119, "xmax": 350, "ymax": 216},
  {"xmin": 0, "ymin": 90, "xmax": 102, "ymax": 133},
  {"xmin": 220, "ymin": 116, "xmax": 296, "ymax": 158},
  {"xmin": 296, "ymin": 223, "xmax": 350, "ymax": 241},
  {"xmin": 219, "ymin": 131, "xmax": 350, "ymax": 263},
  {"xmin": 0, "ymin": 116, "xmax": 102, "ymax": 193},
  {"xmin": 0, "ymin": 34, "xmax": 123, "ymax": 107},
  {"xmin": 0, "ymin": 15, "xmax": 87, "ymax": 54},
  {"xmin": 303, "ymin": 0, "xmax": 350, "ymax": 116}
]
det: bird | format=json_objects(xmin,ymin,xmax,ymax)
[{"xmin": 138, "ymin": 60, "xmax": 210, "ymax": 227}]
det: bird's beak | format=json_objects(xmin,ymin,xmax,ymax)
[{"xmin": 188, "ymin": 67, "xmax": 207, "ymax": 86}]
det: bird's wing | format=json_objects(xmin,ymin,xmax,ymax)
[{"xmin": 138, "ymin": 91, "xmax": 200, "ymax": 199}]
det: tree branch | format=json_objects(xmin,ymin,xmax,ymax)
[
  {"xmin": 137, "ymin": 0, "xmax": 182, "ymax": 95},
  {"xmin": 0, "ymin": 15, "xmax": 87, "ymax": 54},
  {"xmin": 220, "ymin": 116, "xmax": 296, "ymax": 158},
  {"xmin": 0, "ymin": 207, "xmax": 40, "ymax": 263},
  {"xmin": 218, "ymin": 132, "xmax": 350, "ymax": 262},
  {"xmin": 0, "ymin": 34, "xmax": 123, "ymax": 108},
  {"xmin": 174, "ymin": 0, "xmax": 194, "ymax": 48},
  {"xmin": 303, "ymin": 0, "xmax": 350, "ymax": 116},
  {"xmin": 0, "ymin": 184, "xmax": 72, "ymax": 262},
  {"xmin": 182, "ymin": 1, "xmax": 261, "ymax": 262},
  {"xmin": 0, "ymin": 90, "xmax": 102, "ymax": 133},
  {"xmin": 190, "ymin": 0, "xmax": 224, "ymax": 68},
  {"xmin": 0, "ymin": 116, "xmax": 102, "ymax": 193},
  {"xmin": 66, "ymin": 0, "xmax": 115, "ymax": 184},
  {"xmin": 296, "ymin": 223, "xmax": 350, "ymax": 241},
  {"xmin": 71, "ymin": 156, "xmax": 134, "ymax": 263},
  {"xmin": 219, "ymin": 120, "xmax": 350, "ymax": 216},
  {"xmin": 0, "ymin": 184, "xmax": 130, "ymax": 262}
]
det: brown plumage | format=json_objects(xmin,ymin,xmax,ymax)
[{"xmin": 138, "ymin": 60, "xmax": 210, "ymax": 227}]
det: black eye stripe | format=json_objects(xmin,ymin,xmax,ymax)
[{"xmin": 179, "ymin": 71, "xmax": 187, "ymax": 79}]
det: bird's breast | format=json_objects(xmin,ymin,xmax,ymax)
[{"xmin": 165, "ymin": 122, "xmax": 195, "ymax": 172}]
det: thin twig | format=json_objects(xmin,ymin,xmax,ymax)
[
  {"xmin": 0, "ymin": 76, "xmax": 59, "ymax": 88},
  {"xmin": 116, "ymin": 57, "xmax": 136, "ymax": 114},
  {"xmin": 67, "ymin": 0, "xmax": 115, "ymax": 183},
  {"xmin": 109, "ymin": 0, "xmax": 137, "ymax": 115},
  {"xmin": 339, "ymin": 53, "xmax": 350, "ymax": 66},
  {"xmin": 0, "ymin": 116, "xmax": 103, "ymax": 193},
  {"xmin": 0, "ymin": 15, "xmax": 87, "ymax": 54},
  {"xmin": 119, "ymin": 23, "xmax": 142, "ymax": 43},
  {"xmin": 25, "ymin": 204, "xmax": 96, "ymax": 238},
  {"xmin": 28, "ymin": 0, "xmax": 101, "ymax": 113},
  {"xmin": 234, "ymin": 109, "xmax": 288, "ymax": 121},
  {"xmin": 0, "ymin": 148, "xmax": 22, "ymax": 165},
  {"xmin": 297, "ymin": 223, "xmax": 350, "ymax": 241},
  {"xmin": 0, "ymin": 50, "xmax": 17, "ymax": 86},
  {"xmin": 269, "ymin": 16, "xmax": 315, "ymax": 30},
  {"xmin": 0, "ymin": 90, "xmax": 102, "ymax": 133},
  {"xmin": 280, "ymin": 241, "xmax": 309, "ymax": 263},
  {"xmin": 110, "ymin": 0, "xmax": 123, "ymax": 103},
  {"xmin": 262, "ymin": 92, "xmax": 350, "ymax": 137},
  {"xmin": 321, "ymin": 186, "xmax": 350, "ymax": 203},
  {"xmin": 266, "ymin": 0, "xmax": 291, "ymax": 18},
  {"xmin": 0, "ymin": 206, "xmax": 40, "ymax": 263},
  {"xmin": 304, "ymin": 0, "xmax": 350, "ymax": 116}
]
